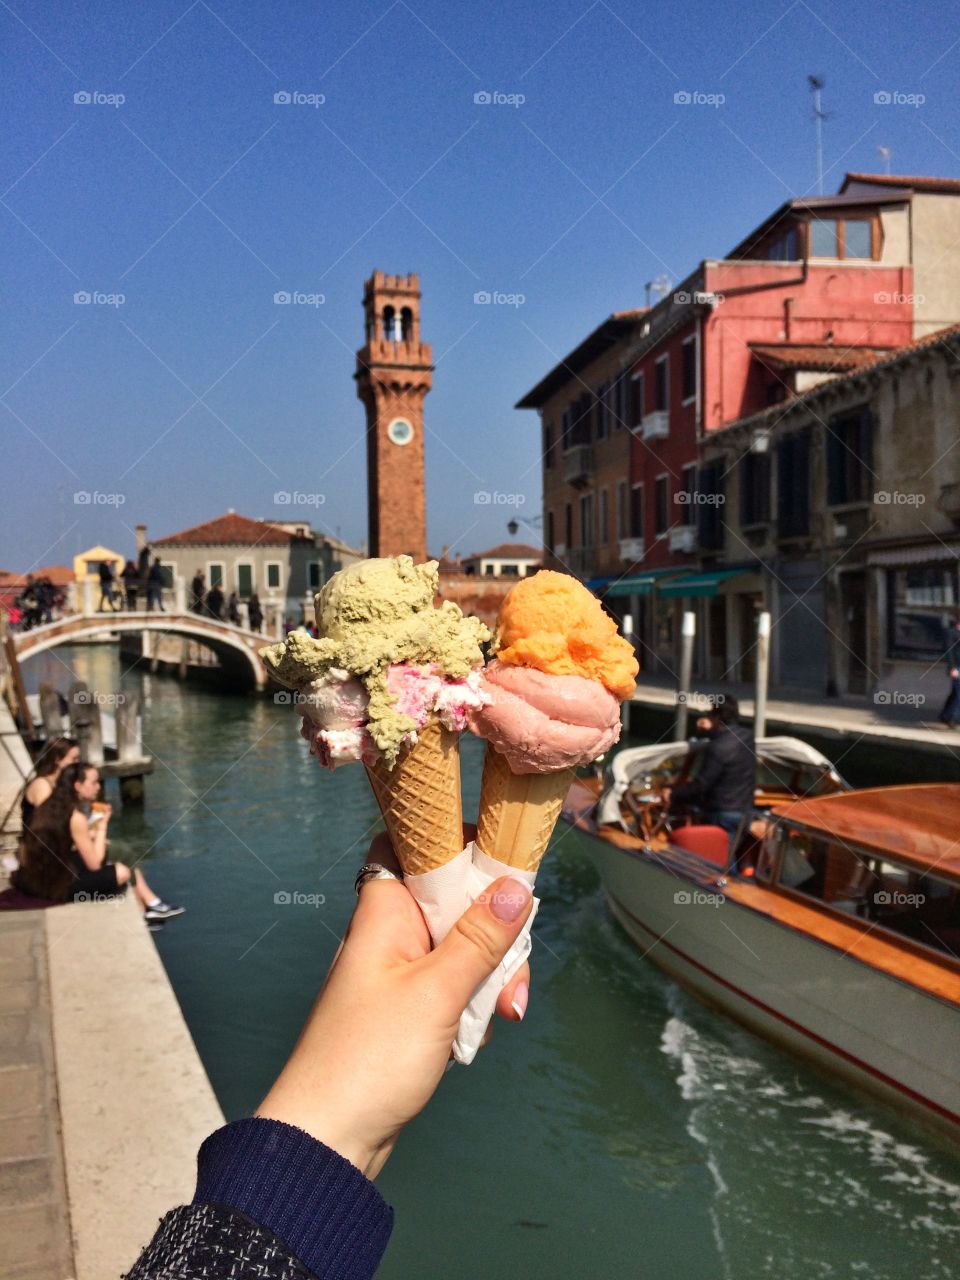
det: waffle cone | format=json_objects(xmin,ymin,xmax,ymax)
[
  {"xmin": 364, "ymin": 720, "xmax": 464, "ymax": 877},
  {"xmin": 475, "ymin": 746, "xmax": 575, "ymax": 872}
]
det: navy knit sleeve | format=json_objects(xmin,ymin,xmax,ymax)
[{"xmin": 193, "ymin": 1118, "xmax": 394, "ymax": 1279}]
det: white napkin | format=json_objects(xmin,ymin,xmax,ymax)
[{"xmin": 402, "ymin": 840, "xmax": 539, "ymax": 1065}]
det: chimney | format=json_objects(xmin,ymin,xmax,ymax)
[{"xmin": 135, "ymin": 523, "xmax": 147, "ymax": 552}]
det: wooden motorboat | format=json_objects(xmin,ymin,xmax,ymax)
[{"xmin": 562, "ymin": 738, "xmax": 960, "ymax": 1137}]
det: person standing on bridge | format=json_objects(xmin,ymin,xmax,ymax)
[
  {"xmin": 146, "ymin": 558, "xmax": 165, "ymax": 611},
  {"xmin": 190, "ymin": 568, "xmax": 206, "ymax": 614},
  {"xmin": 247, "ymin": 592, "xmax": 263, "ymax": 633},
  {"xmin": 207, "ymin": 579, "xmax": 225, "ymax": 620},
  {"xmin": 227, "ymin": 591, "xmax": 241, "ymax": 626},
  {"xmin": 121, "ymin": 560, "xmax": 140, "ymax": 611},
  {"xmin": 98, "ymin": 560, "xmax": 120, "ymax": 612},
  {"xmin": 938, "ymin": 616, "xmax": 960, "ymax": 729}
]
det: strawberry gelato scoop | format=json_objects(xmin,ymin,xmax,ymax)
[{"xmin": 467, "ymin": 660, "xmax": 620, "ymax": 773}]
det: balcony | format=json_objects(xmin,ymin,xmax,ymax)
[
  {"xmin": 562, "ymin": 547, "xmax": 596, "ymax": 577},
  {"xmin": 563, "ymin": 445, "xmax": 593, "ymax": 487},
  {"xmin": 641, "ymin": 410, "xmax": 669, "ymax": 441},
  {"xmin": 619, "ymin": 537, "xmax": 645, "ymax": 562},
  {"xmin": 668, "ymin": 525, "xmax": 696, "ymax": 553}
]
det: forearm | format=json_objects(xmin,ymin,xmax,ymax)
[{"xmin": 124, "ymin": 1118, "xmax": 393, "ymax": 1280}]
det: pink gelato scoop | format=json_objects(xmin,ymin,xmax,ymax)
[{"xmin": 467, "ymin": 659, "xmax": 621, "ymax": 774}]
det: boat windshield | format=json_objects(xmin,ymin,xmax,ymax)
[{"xmin": 758, "ymin": 825, "xmax": 960, "ymax": 962}]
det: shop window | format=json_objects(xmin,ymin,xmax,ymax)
[{"xmin": 887, "ymin": 565, "xmax": 959, "ymax": 661}]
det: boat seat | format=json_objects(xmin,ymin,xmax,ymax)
[{"xmin": 670, "ymin": 825, "xmax": 729, "ymax": 869}]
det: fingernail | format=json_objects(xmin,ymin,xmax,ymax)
[
  {"xmin": 511, "ymin": 980, "xmax": 529, "ymax": 1021},
  {"xmin": 490, "ymin": 877, "xmax": 531, "ymax": 924}
]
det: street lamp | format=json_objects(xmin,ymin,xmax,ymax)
[{"xmin": 506, "ymin": 514, "xmax": 542, "ymax": 537}]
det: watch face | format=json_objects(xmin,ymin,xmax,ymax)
[{"xmin": 387, "ymin": 418, "xmax": 414, "ymax": 446}]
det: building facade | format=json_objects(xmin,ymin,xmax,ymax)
[{"xmin": 460, "ymin": 543, "xmax": 541, "ymax": 578}]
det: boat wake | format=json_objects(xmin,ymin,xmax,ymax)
[{"xmin": 660, "ymin": 999, "xmax": 960, "ymax": 1279}]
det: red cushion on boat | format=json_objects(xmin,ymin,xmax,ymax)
[{"xmin": 670, "ymin": 825, "xmax": 729, "ymax": 868}]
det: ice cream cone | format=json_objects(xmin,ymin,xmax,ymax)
[
  {"xmin": 364, "ymin": 719, "xmax": 464, "ymax": 876},
  {"xmin": 475, "ymin": 745, "xmax": 575, "ymax": 872}
]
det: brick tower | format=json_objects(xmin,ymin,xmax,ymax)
[{"xmin": 356, "ymin": 272, "xmax": 433, "ymax": 562}]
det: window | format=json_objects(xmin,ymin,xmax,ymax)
[
  {"xmin": 767, "ymin": 226, "xmax": 798, "ymax": 260},
  {"xmin": 827, "ymin": 406, "xmax": 873, "ymax": 505},
  {"xmin": 579, "ymin": 493, "xmax": 594, "ymax": 548},
  {"xmin": 159, "ymin": 562, "xmax": 174, "ymax": 589},
  {"xmin": 568, "ymin": 395, "xmax": 592, "ymax": 446},
  {"xmin": 612, "ymin": 373, "xmax": 628, "ymax": 429},
  {"xmin": 561, "ymin": 405, "xmax": 573, "ymax": 450},
  {"xmin": 617, "ymin": 480, "xmax": 629, "ymax": 539},
  {"xmin": 844, "ymin": 220, "xmax": 872, "ymax": 259},
  {"xmin": 681, "ymin": 336, "xmax": 696, "ymax": 404},
  {"xmin": 564, "ymin": 503, "xmax": 573, "ymax": 549},
  {"xmin": 599, "ymin": 488, "xmax": 609, "ymax": 545},
  {"xmin": 631, "ymin": 372, "xmax": 644, "ymax": 427},
  {"xmin": 501, "ymin": 563, "xmax": 519, "ymax": 575},
  {"xmin": 777, "ymin": 430, "xmax": 811, "ymax": 536},
  {"xmin": 595, "ymin": 383, "xmax": 608, "ymax": 441},
  {"xmin": 236, "ymin": 563, "xmax": 253, "ymax": 599},
  {"xmin": 811, "ymin": 219, "xmax": 838, "ymax": 256},
  {"xmin": 678, "ymin": 465, "xmax": 696, "ymax": 526},
  {"xmin": 207, "ymin": 562, "xmax": 224, "ymax": 588},
  {"xmin": 740, "ymin": 453, "xmax": 771, "ymax": 526},
  {"xmin": 266, "ymin": 562, "xmax": 282, "ymax": 591},
  {"xmin": 654, "ymin": 475, "xmax": 669, "ymax": 535},
  {"xmin": 887, "ymin": 566, "xmax": 959, "ymax": 660},
  {"xmin": 654, "ymin": 355, "xmax": 669, "ymax": 413},
  {"xmin": 308, "ymin": 561, "xmax": 323, "ymax": 590},
  {"xmin": 697, "ymin": 465, "xmax": 724, "ymax": 550},
  {"xmin": 544, "ymin": 423, "xmax": 555, "ymax": 469},
  {"xmin": 484, "ymin": 563, "xmax": 495, "ymax": 575},
  {"xmin": 546, "ymin": 510, "xmax": 555, "ymax": 553},
  {"xmin": 630, "ymin": 484, "xmax": 644, "ymax": 538}
]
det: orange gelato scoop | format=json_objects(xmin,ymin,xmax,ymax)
[{"xmin": 493, "ymin": 570, "xmax": 638, "ymax": 700}]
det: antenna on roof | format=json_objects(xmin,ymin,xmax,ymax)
[
  {"xmin": 650, "ymin": 274, "xmax": 673, "ymax": 303},
  {"xmin": 877, "ymin": 144, "xmax": 892, "ymax": 175},
  {"xmin": 807, "ymin": 75, "xmax": 826, "ymax": 195}
]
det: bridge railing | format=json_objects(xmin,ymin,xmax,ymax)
[{"xmin": 64, "ymin": 578, "xmax": 287, "ymax": 637}]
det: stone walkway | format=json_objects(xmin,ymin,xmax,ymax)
[{"xmin": 0, "ymin": 908, "xmax": 75, "ymax": 1280}]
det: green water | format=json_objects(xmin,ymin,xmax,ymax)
[{"xmin": 24, "ymin": 647, "xmax": 960, "ymax": 1279}]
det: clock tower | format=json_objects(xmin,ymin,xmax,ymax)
[{"xmin": 356, "ymin": 271, "xmax": 433, "ymax": 562}]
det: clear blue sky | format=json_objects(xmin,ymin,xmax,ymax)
[{"xmin": 3, "ymin": 0, "xmax": 956, "ymax": 572}]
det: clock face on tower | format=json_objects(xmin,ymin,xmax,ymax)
[{"xmin": 387, "ymin": 417, "xmax": 414, "ymax": 446}]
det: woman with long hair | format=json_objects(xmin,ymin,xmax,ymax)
[
  {"xmin": 21, "ymin": 735, "xmax": 80, "ymax": 827},
  {"xmin": 16, "ymin": 762, "xmax": 183, "ymax": 921}
]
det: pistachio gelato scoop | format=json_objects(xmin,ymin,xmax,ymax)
[{"xmin": 261, "ymin": 556, "xmax": 489, "ymax": 765}]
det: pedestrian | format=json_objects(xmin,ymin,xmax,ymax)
[
  {"xmin": 123, "ymin": 831, "xmax": 529, "ymax": 1278},
  {"xmin": 121, "ymin": 560, "xmax": 140, "ymax": 611},
  {"xmin": 938, "ymin": 616, "xmax": 960, "ymax": 729},
  {"xmin": 247, "ymin": 592, "xmax": 263, "ymax": 633},
  {"xmin": 190, "ymin": 569, "xmax": 206, "ymax": 614},
  {"xmin": 283, "ymin": 617, "xmax": 295, "ymax": 635},
  {"xmin": 35, "ymin": 576, "xmax": 55, "ymax": 623},
  {"xmin": 137, "ymin": 542, "xmax": 151, "ymax": 587},
  {"xmin": 98, "ymin": 561, "xmax": 119, "ymax": 612},
  {"xmin": 227, "ymin": 591, "xmax": 241, "ymax": 626},
  {"xmin": 146, "ymin": 558, "xmax": 165, "ymax": 612},
  {"xmin": 206, "ymin": 580, "xmax": 225, "ymax": 620}
]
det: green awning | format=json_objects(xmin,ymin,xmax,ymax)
[
  {"xmin": 605, "ymin": 569, "xmax": 683, "ymax": 598},
  {"xmin": 658, "ymin": 569, "xmax": 745, "ymax": 599}
]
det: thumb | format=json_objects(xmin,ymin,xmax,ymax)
[{"xmin": 426, "ymin": 876, "xmax": 534, "ymax": 1013}]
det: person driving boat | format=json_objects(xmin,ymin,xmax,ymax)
[{"xmin": 662, "ymin": 696, "xmax": 757, "ymax": 871}]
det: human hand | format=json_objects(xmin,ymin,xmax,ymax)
[
  {"xmin": 951, "ymin": 668, "xmax": 958, "ymax": 680},
  {"xmin": 256, "ymin": 831, "xmax": 534, "ymax": 1180}
]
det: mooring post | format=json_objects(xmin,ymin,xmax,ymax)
[
  {"xmin": 755, "ymin": 610, "xmax": 771, "ymax": 739},
  {"xmin": 68, "ymin": 681, "xmax": 104, "ymax": 765},
  {"xmin": 621, "ymin": 613, "xmax": 634, "ymax": 736},
  {"xmin": 674, "ymin": 610, "xmax": 697, "ymax": 742}
]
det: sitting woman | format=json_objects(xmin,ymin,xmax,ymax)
[
  {"xmin": 21, "ymin": 736, "xmax": 80, "ymax": 828},
  {"xmin": 15, "ymin": 762, "xmax": 183, "ymax": 923}
]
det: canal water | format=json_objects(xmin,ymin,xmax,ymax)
[{"xmin": 24, "ymin": 646, "xmax": 960, "ymax": 1279}]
